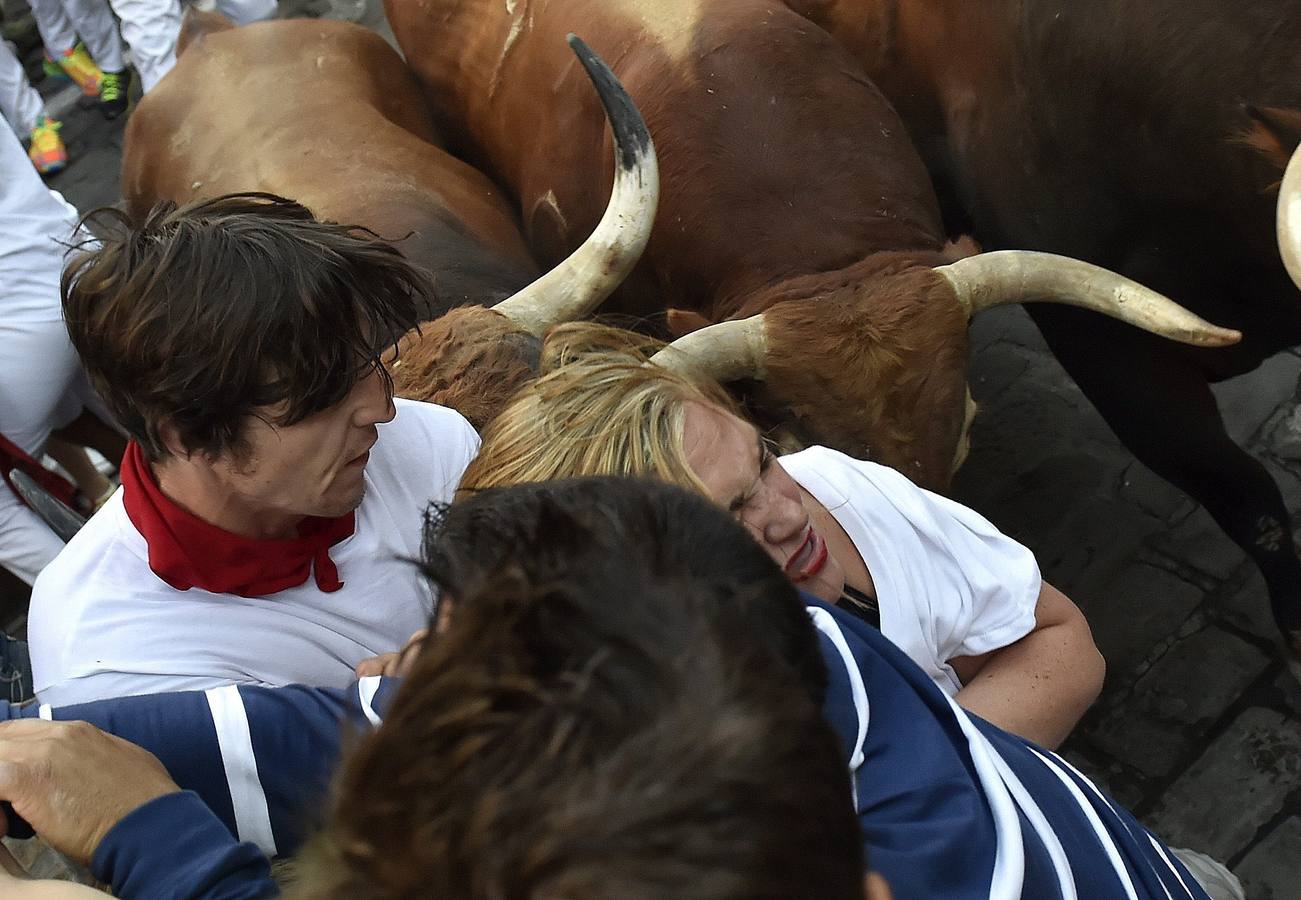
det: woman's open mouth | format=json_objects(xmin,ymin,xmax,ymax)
[{"xmin": 785, "ymin": 527, "xmax": 828, "ymax": 582}]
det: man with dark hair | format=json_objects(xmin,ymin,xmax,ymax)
[
  {"xmin": 312, "ymin": 544, "xmax": 869, "ymax": 899},
  {"xmin": 0, "ymin": 479, "xmax": 1235, "ymax": 898},
  {"xmin": 28, "ymin": 192, "xmax": 479, "ymax": 705}
]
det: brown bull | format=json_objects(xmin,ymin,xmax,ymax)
[
  {"xmin": 122, "ymin": 15, "xmax": 539, "ymax": 315},
  {"xmin": 787, "ymin": 0, "xmax": 1301, "ymax": 660},
  {"xmin": 121, "ymin": 19, "xmax": 659, "ymax": 426},
  {"xmin": 386, "ymin": 0, "xmax": 1236, "ymax": 490}
]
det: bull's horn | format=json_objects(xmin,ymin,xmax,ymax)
[
  {"xmin": 493, "ymin": 34, "xmax": 659, "ymax": 336},
  {"xmin": 1280, "ymin": 144, "xmax": 1301, "ymax": 290},
  {"xmin": 935, "ymin": 251, "xmax": 1241, "ymax": 347},
  {"xmin": 649, "ymin": 314, "xmax": 768, "ymax": 381}
]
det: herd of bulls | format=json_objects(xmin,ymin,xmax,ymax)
[{"xmin": 119, "ymin": 0, "xmax": 1301, "ymax": 662}]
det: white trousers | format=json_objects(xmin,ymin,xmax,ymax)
[
  {"xmin": 0, "ymin": 488, "xmax": 67, "ymax": 584},
  {"xmin": 107, "ymin": 0, "xmax": 178, "ymax": 91},
  {"xmin": 0, "ymin": 127, "xmax": 106, "ymax": 583},
  {"xmin": 215, "ymin": 0, "xmax": 278, "ymax": 25},
  {"xmin": 108, "ymin": 0, "xmax": 277, "ymax": 94},
  {"xmin": 0, "ymin": 40, "xmax": 45, "ymax": 135},
  {"xmin": 28, "ymin": 0, "xmax": 126, "ymax": 72},
  {"xmin": 0, "ymin": 318, "xmax": 91, "ymax": 584}
]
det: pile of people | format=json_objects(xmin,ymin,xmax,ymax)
[
  {"xmin": 1, "ymin": 0, "xmax": 274, "ymax": 173},
  {"xmin": 0, "ymin": 176, "xmax": 1245, "ymax": 897}
]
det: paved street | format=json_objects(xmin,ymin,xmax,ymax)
[
  {"xmin": 955, "ymin": 309, "xmax": 1301, "ymax": 898},
  {"xmin": 13, "ymin": 13, "xmax": 1301, "ymax": 896}
]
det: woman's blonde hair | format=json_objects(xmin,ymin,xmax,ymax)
[{"xmin": 458, "ymin": 322, "xmax": 743, "ymax": 497}]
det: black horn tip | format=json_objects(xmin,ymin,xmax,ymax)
[{"xmin": 566, "ymin": 33, "xmax": 651, "ymax": 171}]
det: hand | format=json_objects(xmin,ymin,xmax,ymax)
[
  {"xmin": 0, "ymin": 719, "xmax": 180, "ymax": 866},
  {"xmin": 354, "ymin": 628, "xmax": 428, "ymax": 679}
]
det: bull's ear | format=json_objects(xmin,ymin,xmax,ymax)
[
  {"xmin": 177, "ymin": 7, "xmax": 234, "ymax": 56},
  {"xmin": 665, "ymin": 308, "xmax": 714, "ymax": 337},
  {"xmin": 1239, "ymin": 104, "xmax": 1301, "ymax": 175}
]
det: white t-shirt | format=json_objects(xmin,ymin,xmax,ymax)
[
  {"xmin": 779, "ymin": 446, "xmax": 1040, "ymax": 694},
  {"xmin": 28, "ymin": 399, "xmax": 479, "ymax": 705}
]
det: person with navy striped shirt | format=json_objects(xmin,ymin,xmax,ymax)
[{"xmin": 0, "ymin": 479, "xmax": 1239, "ymax": 898}]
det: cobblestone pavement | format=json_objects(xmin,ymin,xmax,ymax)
[
  {"xmin": 17, "ymin": 18, "xmax": 1301, "ymax": 898},
  {"xmin": 954, "ymin": 309, "xmax": 1301, "ymax": 899}
]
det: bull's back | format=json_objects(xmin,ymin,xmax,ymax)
[
  {"xmin": 387, "ymin": 0, "xmax": 945, "ymax": 318},
  {"xmin": 122, "ymin": 19, "xmax": 538, "ymax": 309},
  {"xmin": 124, "ymin": 21, "xmax": 438, "ymax": 213},
  {"xmin": 805, "ymin": 0, "xmax": 1301, "ymax": 265},
  {"xmin": 991, "ymin": 0, "xmax": 1298, "ymax": 261}
]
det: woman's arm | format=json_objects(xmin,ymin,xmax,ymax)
[
  {"xmin": 1, "ymin": 844, "xmax": 107, "ymax": 900},
  {"xmin": 949, "ymin": 582, "xmax": 1104, "ymax": 748}
]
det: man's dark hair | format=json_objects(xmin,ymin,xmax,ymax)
[
  {"xmin": 304, "ymin": 477, "xmax": 862, "ymax": 899},
  {"xmin": 61, "ymin": 192, "xmax": 428, "ymax": 460},
  {"xmin": 426, "ymin": 477, "xmax": 830, "ymax": 700}
]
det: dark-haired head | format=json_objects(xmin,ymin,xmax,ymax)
[
  {"xmin": 302, "ymin": 477, "xmax": 865, "ymax": 899},
  {"xmin": 61, "ymin": 192, "xmax": 428, "ymax": 461},
  {"xmin": 424, "ymin": 476, "xmax": 829, "ymax": 701}
]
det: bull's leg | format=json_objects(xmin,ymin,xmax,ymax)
[{"xmin": 1027, "ymin": 306, "xmax": 1301, "ymax": 662}]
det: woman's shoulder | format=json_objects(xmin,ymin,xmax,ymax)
[{"xmin": 781, "ymin": 445, "xmax": 914, "ymax": 499}]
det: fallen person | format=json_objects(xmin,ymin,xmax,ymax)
[
  {"xmin": 0, "ymin": 479, "xmax": 1238, "ymax": 898},
  {"xmin": 456, "ymin": 323, "xmax": 1103, "ymax": 748}
]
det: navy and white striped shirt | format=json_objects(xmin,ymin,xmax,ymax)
[
  {"xmin": 810, "ymin": 600, "xmax": 1208, "ymax": 899},
  {"xmin": 3, "ymin": 602, "xmax": 1207, "ymax": 899}
]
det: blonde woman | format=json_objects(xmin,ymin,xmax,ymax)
[{"xmin": 459, "ymin": 324, "xmax": 1105, "ymax": 748}]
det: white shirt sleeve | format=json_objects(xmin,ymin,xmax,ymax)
[
  {"xmin": 783, "ymin": 447, "xmax": 1041, "ymax": 679},
  {"xmin": 904, "ymin": 483, "xmax": 1042, "ymax": 659}
]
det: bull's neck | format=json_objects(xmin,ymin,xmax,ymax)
[{"xmin": 716, "ymin": 244, "xmax": 950, "ymax": 321}]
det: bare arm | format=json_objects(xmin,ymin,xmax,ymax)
[
  {"xmin": 949, "ymin": 582, "xmax": 1104, "ymax": 748},
  {"xmin": 0, "ymin": 845, "xmax": 106, "ymax": 899}
]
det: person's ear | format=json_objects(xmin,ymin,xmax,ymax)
[
  {"xmin": 156, "ymin": 422, "xmax": 189, "ymax": 460},
  {"xmin": 862, "ymin": 871, "xmax": 893, "ymax": 900}
]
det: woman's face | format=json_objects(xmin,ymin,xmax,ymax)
[{"xmin": 681, "ymin": 402, "xmax": 846, "ymax": 603}]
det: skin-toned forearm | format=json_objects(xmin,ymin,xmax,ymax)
[
  {"xmin": 950, "ymin": 582, "xmax": 1105, "ymax": 749},
  {"xmin": 0, "ymin": 849, "xmax": 107, "ymax": 900},
  {"xmin": 44, "ymin": 438, "xmax": 113, "ymax": 505}
]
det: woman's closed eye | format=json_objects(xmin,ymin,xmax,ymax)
[
  {"xmin": 729, "ymin": 436, "xmax": 780, "ymax": 514},
  {"xmin": 729, "ymin": 484, "xmax": 758, "ymax": 514}
]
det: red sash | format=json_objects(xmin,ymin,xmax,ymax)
[{"xmin": 0, "ymin": 433, "xmax": 77, "ymax": 509}]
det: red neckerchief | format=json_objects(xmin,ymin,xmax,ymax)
[
  {"xmin": 120, "ymin": 442, "xmax": 355, "ymax": 598},
  {"xmin": 0, "ymin": 432, "xmax": 77, "ymax": 509}
]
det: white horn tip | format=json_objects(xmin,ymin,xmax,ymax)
[{"xmin": 1192, "ymin": 327, "xmax": 1242, "ymax": 347}]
